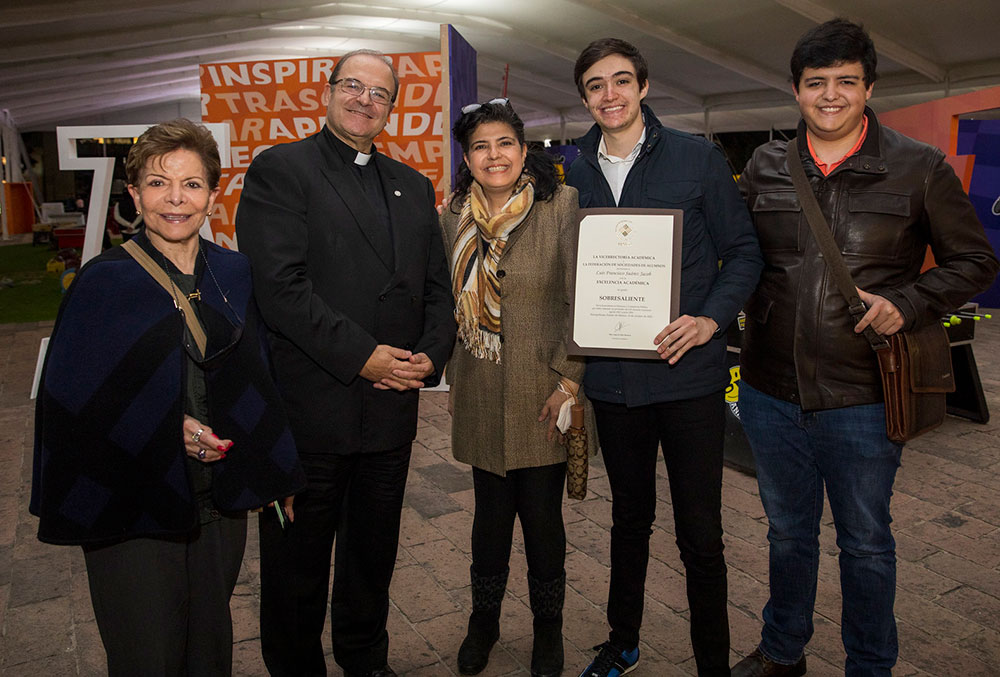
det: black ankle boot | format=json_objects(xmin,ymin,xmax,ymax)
[
  {"xmin": 457, "ymin": 566, "xmax": 508, "ymax": 675},
  {"xmin": 528, "ymin": 570, "xmax": 565, "ymax": 677}
]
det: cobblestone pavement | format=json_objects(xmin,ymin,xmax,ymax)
[{"xmin": 2, "ymin": 316, "xmax": 998, "ymax": 676}]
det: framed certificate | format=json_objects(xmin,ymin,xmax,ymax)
[{"xmin": 568, "ymin": 208, "xmax": 683, "ymax": 359}]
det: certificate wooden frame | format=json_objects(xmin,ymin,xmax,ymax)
[{"xmin": 567, "ymin": 208, "xmax": 684, "ymax": 359}]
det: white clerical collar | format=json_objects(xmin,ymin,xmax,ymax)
[{"xmin": 354, "ymin": 151, "xmax": 373, "ymax": 166}]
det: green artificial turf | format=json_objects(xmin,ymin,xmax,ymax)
[{"xmin": 0, "ymin": 243, "xmax": 69, "ymax": 324}]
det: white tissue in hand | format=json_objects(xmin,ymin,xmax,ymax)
[{"xmin": 556, "ymin": 396, "xmax": 576, "ymax": 434}]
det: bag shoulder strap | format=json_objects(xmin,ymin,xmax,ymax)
[
  {"xmin": 786, "ymin": 138, "xmax": 889, "ymax": 352},
  {"xmin": 122, "ymin": 239, "xmax": 208, "ymax": 356}
]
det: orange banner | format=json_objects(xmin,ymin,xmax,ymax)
[{"xmin": 200, "ymin": 53, "xmax": 445, "ymax": 248}]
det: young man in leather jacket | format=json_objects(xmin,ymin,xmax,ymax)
[{"xmin": 733, "ymin": 19, "xmax": 998, "ymax": 677}]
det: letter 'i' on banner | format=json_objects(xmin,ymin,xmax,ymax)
[{"xmin": 199, "ymin": 25, "xmax": 477, "ymax": 249}]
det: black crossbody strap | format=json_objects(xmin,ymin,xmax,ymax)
[{"xmin": 786, "ymin": 138, "xmax": 889, "ymax": 352}]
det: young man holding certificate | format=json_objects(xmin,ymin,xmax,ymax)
[{"xmin": 566, "ymin": 37, "xmax": 762, "ymax": 677}]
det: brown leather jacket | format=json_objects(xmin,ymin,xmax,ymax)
[{"xmin": 739, "ymin": 110, "xmax": 998, "ymax": 411}]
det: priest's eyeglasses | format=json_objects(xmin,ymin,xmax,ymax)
[{"xmin": 332, "ymin": 78, "xmax": 394, "ymax": 105}]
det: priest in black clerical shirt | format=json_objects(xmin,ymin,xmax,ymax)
[{"xmin": 236, "ymin": 49, "xmax": 455, "ymax": 677}]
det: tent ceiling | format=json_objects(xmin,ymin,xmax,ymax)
[{"xmin": 3, "ymin": 0, "xmax": 999, "ymax": 139}]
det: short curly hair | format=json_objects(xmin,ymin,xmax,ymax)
[{"xmin": 125, "ymin": 118, "xmax": 222, "ymax": 189}]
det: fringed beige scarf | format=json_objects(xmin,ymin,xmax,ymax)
[{"xmin": 451, "ymin": 176, "xmax": 534, "ymax": 363}]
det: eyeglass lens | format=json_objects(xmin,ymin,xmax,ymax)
[{"xmin": 338, "ymin": 78, "xmax": 392, "ymax": 104}]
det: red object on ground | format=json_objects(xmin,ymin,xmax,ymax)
[{"xmin": 52, "ymin": 227, "xmax": 86, "ymax": 249}]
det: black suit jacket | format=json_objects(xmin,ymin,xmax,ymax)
[{"xmin": 236, "ymin": 127, "xmax": 456, "ymax": 454}]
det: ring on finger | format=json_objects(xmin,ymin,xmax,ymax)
[
  {"xmin": 198, "ymin": 449, "xmax": 207, "ymax": 460},
  {"xmin": 192, "ymin": 428, "xmax": 204, "ymax": 443}
]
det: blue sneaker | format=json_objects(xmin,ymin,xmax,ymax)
[{"xmin": 578, "ymin": 641, "xmax": 639, "ymax": 677}]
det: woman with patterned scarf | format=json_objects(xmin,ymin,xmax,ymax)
[{"xmin": 440, "ymin": 100, "xmax": 587, "ymax": 677}]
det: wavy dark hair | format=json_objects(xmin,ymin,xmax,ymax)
[
  {"xmin": 449, "ymin": 101, "xmax": 558, "ymax": 213},
  {"xmin": 790, "ymin": 18, "xmax": 878, "ymax": 89}
]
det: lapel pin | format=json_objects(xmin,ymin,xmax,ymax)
[{"xmin": 393, "ymin": 190, "xmax": 402, "ymax": 197}]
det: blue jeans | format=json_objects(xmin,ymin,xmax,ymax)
[{"xmin": 739, "ymin": 382, "xmax": 902, "ymax": 677}]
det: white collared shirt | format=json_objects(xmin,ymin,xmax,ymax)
[{"xmin": 597, "ymin": 127, "xmax": 646, "ymax": 205}]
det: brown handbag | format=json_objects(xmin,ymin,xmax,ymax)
[
  {"xmin": 565, "ymin": 403, "xmax": 588, "ymax": 499},
  {"xmin": 876, "ymin": 323, "xmax": 954, "ymax": 442},
  {"xmin": 786, "ymin": 139, "xmax": 954, "ymax": 443}
]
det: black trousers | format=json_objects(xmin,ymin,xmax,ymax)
[
  {"xmin": 471, "ymin": 463, "xmax": 566, "ymax": 581},
  {"xmin": 593, "ymin": 392, "xmax": 731, "ymax": 677},
  {"xmin": 259, "ymin": 444, "xmax": 411, "ymax": 676},
  {"xmin": 82, "ymin": 514, "xmax": 248, "ymax": 677}
]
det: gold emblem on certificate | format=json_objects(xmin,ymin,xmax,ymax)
[{"xmin": 568, "ymin": 208, "xmax": 684, "ymax": 359}]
